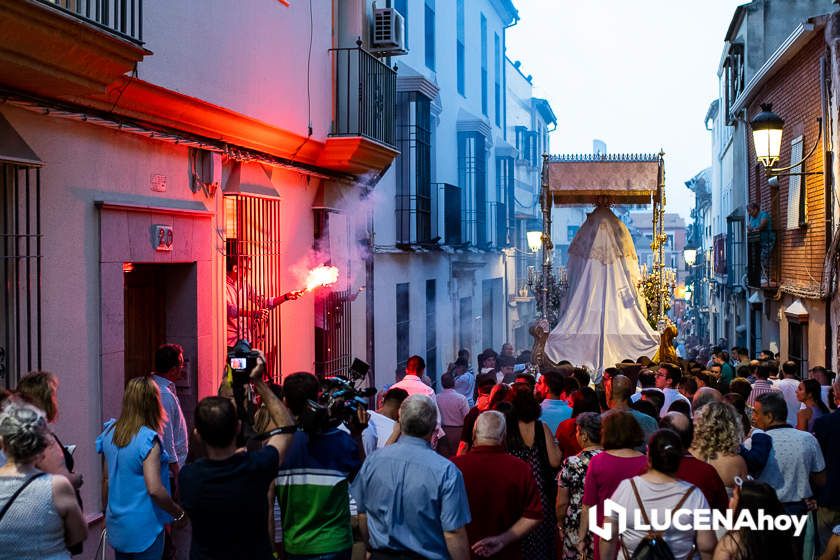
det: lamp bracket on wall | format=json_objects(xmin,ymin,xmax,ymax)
[{"xmin": 765, "ymin": 117, "xmax": 823, "ymax": 178}]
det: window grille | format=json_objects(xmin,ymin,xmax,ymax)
[
  {"xmin": 396, "ymin": 283, "xmax": 410, "ymax": 372},
  {"xmin": 0, "ymin": 164, "xmax": 42, "ymax": 388},
  {"xmin": 224, "ymin": 194, "xmax": 283, "ymax": 382},
  {"xmin": 425, "ymin": 279, "xmax": 436, "ymax": 386},
  {"xmin": 396, "ymin": 92, "xmax": 432, "ymax": 244},
  {"xmin": 313, "ymin": 209, "xmax": 353, "ymax": 378},
  {"xmin": 458, "ymin": 132, "xmax": 487, "ymax": 247}
]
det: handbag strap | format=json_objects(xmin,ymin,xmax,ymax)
[
  {"xmin": 0, "ymin": 472, "xmax": 48, "ymax": 522},
  {"xmin": 629, "ymin": 478, "xmax": 651, "ymax": 527}
]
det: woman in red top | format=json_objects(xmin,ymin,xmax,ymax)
[
  {"xmin": 555, "ymin": 387, "xmax": 600, "ymax": 458},
  {"xmin": 579, "ymin": 410, "xmax": 648, "ymax": 560}
]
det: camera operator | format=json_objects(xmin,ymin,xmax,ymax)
[
  {"xmin": 178, "ymin": 352, "xmax": 294, "ymax": 560},
  {"xmin": 272, "ymin": 372, "xmax": 363, "ymax": 559}
]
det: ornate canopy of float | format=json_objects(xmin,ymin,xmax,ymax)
[{"xmin": 531, "ymin": 151, "xmax": 676, "ymax": 374}]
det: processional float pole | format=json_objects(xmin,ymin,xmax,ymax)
[
  {"xmin": 540, "ymin": 153, "xmax": 553, "ymax": 321},
  {"xmin": 654, "ymin": 150, "xmax": 667, "ymax": 329}
]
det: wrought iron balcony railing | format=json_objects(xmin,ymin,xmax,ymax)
[
  {"xmin": 38, "ymin": 0, "xmax": 143, "ymax": 42},
  {"xmin": 331, "ymin": 45, "xmax": 397, "ymax": 149},
  {"xmin": 746, "ymin": 230, "xmax": 780, "ymax": 288}
]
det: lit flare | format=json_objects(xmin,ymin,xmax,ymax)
[{"xmin": 304, "ymin": 265, "xmax": 339, "ymax": 291}]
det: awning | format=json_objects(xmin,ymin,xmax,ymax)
[
  {"xmin": 0, "ymin": 113, "xmax": 41, "ymax": 166},
  {"xmin": 545, "ymin": 153, "xmax": 660, "ymax": 205},
  {"xmin": 784, "ymin": 299, "xmax": 809, "ymax": 323}
]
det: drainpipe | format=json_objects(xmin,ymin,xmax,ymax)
[
  {"xmin": 361, "ymin": 162, "xmax": 392, "ymax": 392},
  {"xmin": 820, "ymin": 54, "xmax": 834, "ymax": 369}
]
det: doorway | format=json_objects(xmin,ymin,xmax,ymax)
[{"xmin": 123, "ymin": 263, "xmax": 199, "ymax": 422}]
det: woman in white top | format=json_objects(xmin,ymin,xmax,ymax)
[
  {"xmin": 0, "ymin": 400, "xmax": 86, "ymax": 559},
  {"xmin": 600, "ymin": 429, "xmax": 718, "ymax": 560}
]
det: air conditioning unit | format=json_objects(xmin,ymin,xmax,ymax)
[{"xmin": 371, "ymin": 7, "xmax": 407, "ymax": 55}]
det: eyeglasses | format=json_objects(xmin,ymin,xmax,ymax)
[{"xmin": 655, "ymin": 372, "xmax": 667, "ymax": 378}]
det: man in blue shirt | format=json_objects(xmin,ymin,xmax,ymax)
[
  {"xmin": 813, "ymin": 381, "xmax": 840, "ymax": 550},
  {"xmin": 351, "ymin": 394, "xmax": 471, "ymax": 560},
  {"xmin": 748, "ymin": 202, "xmax": 776, "ymax": 284},
  {"xmin": 539, "ymin": 369, "xmax": 573, "ymax": 433}
]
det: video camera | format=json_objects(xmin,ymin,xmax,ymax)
[{"xmin": 300, "ymin": 358, "xmax": 377, "ymax": 434}]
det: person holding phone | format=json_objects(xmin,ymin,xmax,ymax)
[{"xmin": 0, "ymin": 400, "xmax": 87, "ymax": 559}]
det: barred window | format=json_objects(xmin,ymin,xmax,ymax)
[{"xmin": 0, "ymin": 163, "xmax": 43, "ymax": 388}]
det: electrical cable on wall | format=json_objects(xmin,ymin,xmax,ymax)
[{"xmin": 289, "ymin": 0, "xmax": 314, "ymax": 160}]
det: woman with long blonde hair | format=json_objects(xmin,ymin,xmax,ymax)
[
  {"xmin": 690, "ymin": 401, "xmax": 748, "ymax": 496},
  {"xmin": 96, "ymin": 376, "xmax": 187, "ymax": 559}
]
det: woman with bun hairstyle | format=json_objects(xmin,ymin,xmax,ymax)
[
  {"xmin": 599, "ymin": 429, "xmax": 718, "ymax": 560},
  {"xmin": 0, "ymin": 400, "xmax": 86, "ymax": 558}
]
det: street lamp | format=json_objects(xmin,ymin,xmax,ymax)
[
  {"xmin": 750, "ymin": 103, "xmax": 784, "ymax": 168},
  {"xmin": 683, "ymin": 247, "xmax": 697, "ymax": 267},
  {"xmin": 526, "ymin": 230, "xmax": 543, "ymax": 253},
  {"xmin": 750, "ymin": 103, "xmax": 822, "ymax": 177}
]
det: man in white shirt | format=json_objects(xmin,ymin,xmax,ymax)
[
  {"xmin": 150, "ymin": 343, "xmax": 190, "ymax": 560},
  {"xmin": 810, "ymin": 366, "xmax": 834, "ymax": 411},
  {"xmin": 450, "ymin": 358, "xmax": 475, "ymax": 407},
  {"xmin": 362, "ymin": 387, "xmax": 409, "ymax": 455},
  {"xmin": 150, "ymin": 344, "xmax": 189, "ymax": 477},
  {"xmin": 774, "ymin": 360, "xmax": 802, "ymax": 426},
  {"xmin": 655, "ymin": 362, "xmax": 691, "ymax": 418}
]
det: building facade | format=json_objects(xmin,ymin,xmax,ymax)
[
  {"xmin": 505, "ymin": 58, "xmax": 555, "ymax": 351},
  {"xmin": 0, "ymin": 0, "xmax": 398, "ymax": 545},
  {"xmin": 736, "ymin": 16, "xmax": 835, "ymax": 374},
  {"xmin": 706, "ymin": 0, "xmax": 834, "ymax": 352},
  {"xmin": 684, "ymin": 167, "xmax": 712, "ymax": 346},
  {"xmin": 360, "ymin": 0, "xmax": 554, "ymax": 388}
]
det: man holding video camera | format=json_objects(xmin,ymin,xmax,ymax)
[
  {"xmin": 273, "ymin": 371, "xmax": 363, "ymax": 560},
  {"xmin": 178, "ymin": 352, "xmax": 294, "ymax": 560}
]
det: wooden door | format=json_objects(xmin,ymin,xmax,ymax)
[{"xmin": 124, "ymin": 264, "xmax": 166, "ymax": 385}]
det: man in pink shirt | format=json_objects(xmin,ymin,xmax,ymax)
[
  {"xmin": 391, "ymin": 356, "xmax": 446, "ymax": 450},
  {"xmin": 391, "ymin": 355, "xmax": 435, "ymax": 397},
  {"xmin": 437, "ymin": 373, "xmax": 469, "ymax": 455}
]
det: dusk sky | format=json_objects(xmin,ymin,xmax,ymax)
[{"xmin": 507, "ymin": 0, "xmax": 747, "ymax": 219}]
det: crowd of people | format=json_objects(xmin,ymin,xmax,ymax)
[{"xmin": 2, "ymin": 341, "xmax": 840, "ymax": 560}]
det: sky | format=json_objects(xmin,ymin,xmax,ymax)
[{"xmin": 506, "ymin": 0, "xmax": 746, "ymax": 219}]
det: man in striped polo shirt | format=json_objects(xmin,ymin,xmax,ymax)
[
  {"xmin": 275, "ymin": 372, "xmax": 362, "ymax": 559},
  {"xmin": 747, "ymin": 361, "xmax": 781, "ymax": 408}
]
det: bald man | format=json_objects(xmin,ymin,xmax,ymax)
[
  {"xmin": 452, "ymin": 412, "xmax": 543, "ymax": 558},
  {"xmin": 608, "ymin": 374, "xmax": 657, "ymax": 451},
  {"xmin": 660, "ymin": 412, "xmax": 728, "ymax": 511}
]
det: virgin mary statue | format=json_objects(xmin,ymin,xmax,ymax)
[{"xmin": 543, "ymin": 206, "xmax": 659, "ymax": 372}]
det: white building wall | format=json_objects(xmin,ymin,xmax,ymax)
[
  {"xmin": 138, "ymin": 0, "xmax": 331, "ymax": 142},
  {"xmin": 363, "ymin": 0, "xmax": 520, "ymax": 386}
]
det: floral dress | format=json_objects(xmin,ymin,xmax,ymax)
[{"xmin": 558, "ymin": 448, "xmax": 602, "ymax": 560}]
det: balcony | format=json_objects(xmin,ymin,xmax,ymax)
[
  {"xmin": 0, "ymin": 0, "xmax": 148, "ymax": 99},
  {"xmin": 395, "ymin": 183, "xmax": 463, "ymax": 248},
  {"xmin": 747, "ymin": 230, "xmax": 780, "ymax": 289},
  {"xmin": 319, "ymin": 45, "xmax": 399, "ymax": 175}
]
